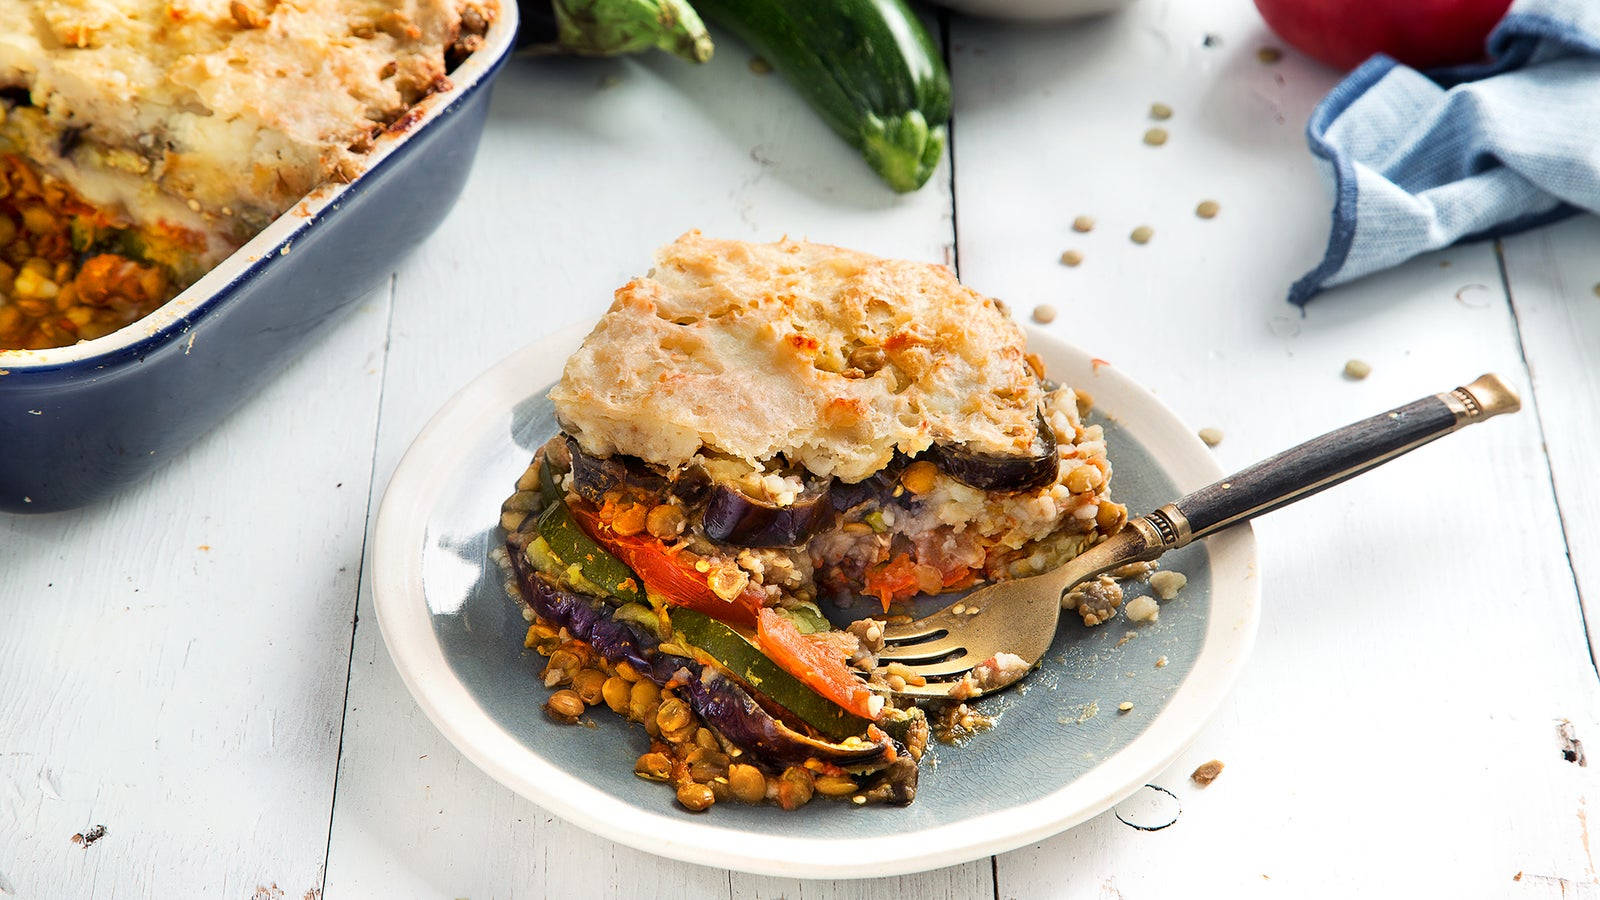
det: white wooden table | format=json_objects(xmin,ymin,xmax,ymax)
[{"xmin": 5, "ymin": 1, "xmax": 1599, "ymax": 897}]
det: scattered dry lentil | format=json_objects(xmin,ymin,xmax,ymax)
[
  {"xmin": 1149, "ymin": 102, "xmax": 1173, "ymax": 120},
  {"xmin": 1257, "ymin": 46, "xmax": 1283, "ymax": 63},
  {"xmin": 1032, "ymin": 304, "xmax": 1058, "ymax": 324},
  {"xmin": 1130, "ymin": 225, "xmax": 1153, "ymax": 245},
  {"xmin": 748, "ymin": 56, "xmax": 773, "ymax": 75},
  {"xmin": 1072, "ymin": 215, "xmax": 1095, "ymax": 233},
  {"xmin": 1195, "ymin": 199, "xmax": 1220, "ymax": 219},
  {"xmin": 1198, "ymin": 427, "xmax": 1223, "ymax": 447},
  {"xmin": 1059, "ymin": 249, "xmax": 1084, "ymax": 267},
  {"xmin": 1191, "ymin": 759, "xmax": 1225, "ymax": 786},
  {"xmin": 1142, "ymin": 127, "xmax": 1169, "ymax": 146},
  {"xmin": 1343, "ymin": 358, "xmax": 1372, "ymax": 380},
  {"xmin": 1118, "ymin": 701, "xmax": 1134, "ymax": 712}
]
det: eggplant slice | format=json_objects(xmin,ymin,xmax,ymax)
[
  {"xmin": 565, "ymin": 436, "xmax": 667, "ymax": 504},
  {"xmin": 701, "ymin": 474, "xmax": 833, "ymax": 548},
  {"xmin": 930, "ymin": 411, "xmax": 1058, "ymax": 493}
]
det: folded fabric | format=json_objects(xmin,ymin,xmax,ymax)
[{"xmin": 1290, "ymin": 0, "xmax": 1600, "ymax": 305}]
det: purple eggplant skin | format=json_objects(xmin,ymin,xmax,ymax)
[
  {"xmin": 829, "ymin": 453, "xmax": 910, "ymax": 512},
  {"xmin": 564, "ymin": 436, "xmax": 667, "ymax": 504},
  {"xmin": 506, "ymin": 531, "xmax": 907, "ymax": 779},
  {"xmin": 930, "ymin": 412, "xmax": 1059, "ymax": 493},
  {"xmin": 701, "ymin": 476, "xmax": 833, "ymax": 548}
]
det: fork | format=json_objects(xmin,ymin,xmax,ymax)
[{"xmin": 875, "ymin": 373, "xmax": 1522, "ymax": 700}]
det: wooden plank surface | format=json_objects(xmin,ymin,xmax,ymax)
[
  {"xmin": 319, "ymin": 45, "xmax": 984, "ymax": 899},
  {"xmin": 0, "ymin": 285, "xmax": 392, "ymax": 899},
  {"xmin": 5, "ymin": 1, "xmax": 1599, "ymax": 896},
  {"xmin": 948, "ymin": 2, "xmax": 1600, "ymax": 897},
  {"xmin": 1499, "ymin": 218, "xmax": 1600, "ymax": 665}
]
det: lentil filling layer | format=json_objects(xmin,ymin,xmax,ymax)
[{"xmin": 0, "ymin": 154, "xmax": 181, "ymax": 350}]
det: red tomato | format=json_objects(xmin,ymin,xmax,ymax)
[
  {"xmin": 1252, "ymin": 0, "xmax": 1513, "ymax": 71},
  {"xmin": 756, "ymin": 609, "xmax": 881, "ymax": 720},
  {"xmin": 569, "ymin": 503, "xmax": 766, "ymax": 629}
]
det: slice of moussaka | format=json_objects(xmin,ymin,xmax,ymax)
[{"xmin": 500, "ymin": 232, "xmax": 1131, "ymax": 812}]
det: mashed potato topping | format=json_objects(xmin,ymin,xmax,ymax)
[{"xmin": 552, "ymin": 232, "xmax": 1049, "ymax": 484}]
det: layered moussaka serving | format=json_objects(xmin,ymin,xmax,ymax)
[
  {"xmin": 500, "ymin": 233, "xmax": 1139, "ymax": 811},
  {"xmin": 0, "ymin": 0, "xmax": 494, "ymax": 350}
]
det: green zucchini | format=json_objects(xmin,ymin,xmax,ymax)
[
  {"xmin": 694, "ymin": 0, "xmax": 951, "ymax": 192},
  {"xmin": 671, "ymin": 608, "xmax": 869, "ymax": 742},
  {"xmin": 535, "ymin": 500, "xmax": 645, "ymax": 605},
  {"xmin": 518, "ymin": 0, "xmax": 714, "ymax": 62}
]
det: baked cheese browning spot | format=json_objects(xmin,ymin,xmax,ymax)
[{"xmin": 552, "ymin": 232, "xmax": 1049, "ymax": 483}]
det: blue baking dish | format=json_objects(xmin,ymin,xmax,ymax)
[{"xmin": 0, "ymin": 7, "xmax": 518, "ymax": 513}]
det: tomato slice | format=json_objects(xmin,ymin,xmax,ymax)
[
  {"xmin": 756, "ymin": 608, "xmax": 881, "ymax": 720},
  {"xmin": 569, "ymin": 503, "xmax": 764, "ymax": 628}
]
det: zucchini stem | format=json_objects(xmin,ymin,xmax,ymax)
[
  {"xmin": 551, "ymin": 0, "xmax": 714, "ymax": 63},
  {"xmin": 859, "ymin": 111, "xmax": 945, "ymax": 194}
]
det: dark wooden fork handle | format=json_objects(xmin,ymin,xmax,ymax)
[{"xmin": 1137, "ymin": 374, "xmax": 1521, "ymax": 549}]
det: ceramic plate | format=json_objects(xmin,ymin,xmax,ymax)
[{"xmin": 371, "ymin": 324, "xmax": 1259, "ymax": 879}]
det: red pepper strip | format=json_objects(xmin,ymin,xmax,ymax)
[
  {"xmin": 756, "ymin": 608, "xmax": 881, "ymax": 720},
  {"xmin": 569, "ymin": 503, "xmax": 764, "ymax": 629}
]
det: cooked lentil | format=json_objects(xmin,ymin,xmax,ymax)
[
  {"xmin": 1072, "ymin": 215, "xmax": 1095, "ymax": 233},
  {"xmin": 814, "ymin": 774, "xmax": 858, "ymax": 797},
  {"xmin": 1258, "ymin": 46, "xmax": 1283, "ymax": 63},
  {"xmin": 601, "ymin": 675, "xmax": 632, "ymax": 714},
  {"xmin": 1130, "ymin": 226, "xmax": 1154, "ymax": 245},
  {"xmin": 635, "ymin": 750, "xmax": 672, "ymax": 781},
  {"xmin": 1343, "ymin": 358, "xmax": 1372, "ymax": 380},
  {"xmin": 1195, "ymin": 200, "xmax": 1220, "ymax": 219},
  {"xmin": 572, "ymin": 668, "xmax": 608, "ymax": 705},
  {"xmin": 677, "ymin": 782, "xmax": 716, "ymax": 811},
  {"xmin": 1118, "ymin": 701, "xmax": 1134, "ymax": 712},
  {"xmin": 1149, "ymin": 102, "xmax": 1173, "ymax": 120},
  {"xmin": 1142, "ymin": 128, "xmax": 1168, "ymax": 147},
  {"xmin": 1059, "ymin": 249, "xmax": 1083, "ymax": 267},
  {"xmin": 1032, "ymin": 304, "xmax": 1058, "ymax": 324},
  {"xmin": 748, "ymin": 56, "xmax": 773, "ymax": 75},
  {"xmin": 545, "ymin": 689, "xmax": 585, "ymax": 722},
  {"xmin": 727, "ymin": 764, "xmax": 768, "ymax": 803},
  {"xmin": 1197, "ymin": 427, "xmax": 1223, "ymax": 447},
  {"xmin": 776, "ymin": 766, "xmax": 815, "ymax": 810}
]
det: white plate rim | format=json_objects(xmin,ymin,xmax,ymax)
[{"xmin": 370, "ymin": 323, "xmax": 1260, "ymax": 879}]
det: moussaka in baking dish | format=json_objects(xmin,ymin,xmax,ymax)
[{"xmin": 0, "ymin": 0, "xmax": 493, "ymax": 349}]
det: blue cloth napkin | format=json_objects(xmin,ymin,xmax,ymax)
[{"xmin": 1290, "ymin": 0, "xmax": 1600, "ymax": 305}]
